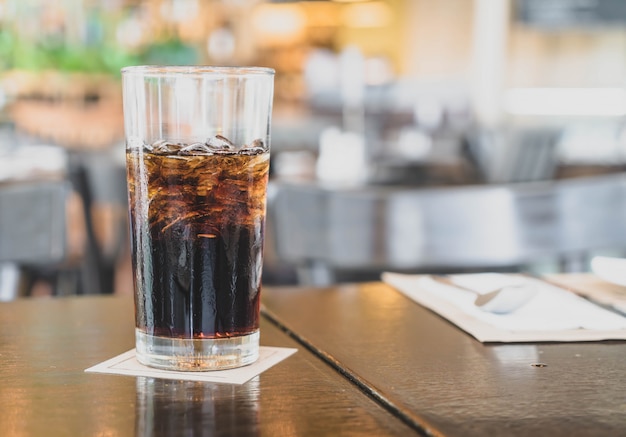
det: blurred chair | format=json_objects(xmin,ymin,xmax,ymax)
[
  {"xmin": 67, "ymin": 148, "xmax": 128, "ymax": 295},
  {"xmin": 0, "ymin": 180, "xmax": 69, "ymax": 299},
  {"xmin": 0, "ymin": 147, "xmax": 128, "ymax": 299}
]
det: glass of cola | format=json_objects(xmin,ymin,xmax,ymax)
[{"xmin": 121, "ymin": 66, "xmax": 274, "ymax": 370}]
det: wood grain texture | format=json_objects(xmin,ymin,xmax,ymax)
[
  {"xmin": 263, "ymin": 282, "xmax": 626, "ymax": 437},
  {"xmin": 0, "ymin": 296, "xmax": 416, "ymax": 437}
]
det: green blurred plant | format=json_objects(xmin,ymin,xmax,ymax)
[
  {"xmin": 138, "ymin": 38, "xmax": 199, "ymax": 66},
  {"xmin": 0, "ymin": 30, "xmax": 141, "ymax": 76},
  {"xmin": 0, "ymin": 16, "xmax": 201, "ymax": 77}
]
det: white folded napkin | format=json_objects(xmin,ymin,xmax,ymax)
[
  {"xmin": 591, "ymin": 256, "xmax": 626, "ymax": 287},
  {"xmin": 382, "ymin": 272, "xmax": 626, "ymax": 343}
]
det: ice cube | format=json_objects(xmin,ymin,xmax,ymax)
[
  {"xmin": 179, "ymin": 142, "xmax": 212, "ymax": 155},
  {"xmin": 240, "ymin": 147, "xmax": 265, "ymax": 155},
  {"xmin": 240, "ymin": 138, "xmax": 266, "ymax": 155},
  {"xmin": 152, "ymin": 140, "xmax": 182, "ymax": 155},
  {"xmin": 206, "ymin": 135, "xmax": 235, "ymax": 151},
  {"xmin": 249, "ymin": 139, "xmax": 265, "ymax": 149}
]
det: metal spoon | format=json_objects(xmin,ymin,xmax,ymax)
[{"xmin": 434, "ymin": 276, "xmax": 538, "ymax": 314}]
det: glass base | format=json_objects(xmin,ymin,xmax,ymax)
[{"xmin": 135, "ymin": 329, "xmax": 259, "ymax": 371}]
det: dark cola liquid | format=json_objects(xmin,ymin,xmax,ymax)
[{"xmin": 126, "ymin": 140, "xmax": 269, "ymax": 339}]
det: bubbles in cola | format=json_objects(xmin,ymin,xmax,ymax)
[{"xmin": 126, "ymin": 137, "xmax": 270, "ymax": 339}]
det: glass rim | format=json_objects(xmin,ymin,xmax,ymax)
[{"xmin": 121, "ymin": 65, "xmax": 275, "ymax": 78}]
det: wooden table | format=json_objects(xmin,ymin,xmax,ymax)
[
  {"xmin": 0, "ymin": 296, "xmax": 414, "ymax": 436},
  {"xmin": 2, "ymin": 276, "xmax": 626, "ymax": 436},
  {"xmin": 263, "ymin": 276, "xmax": 626, "ymax": 436}
]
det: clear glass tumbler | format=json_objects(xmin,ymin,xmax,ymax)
[{"xmin": 121, "ymin": 66, "xmax": 274, "ymax": 371}]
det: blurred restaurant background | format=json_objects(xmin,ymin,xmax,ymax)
[{"xmin": 3, "ymin": 0, "xmax": 626, "ymax": 298}]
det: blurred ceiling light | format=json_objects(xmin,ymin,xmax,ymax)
[
  {"xmin": 160, "ymin": 0, "xmax": 199, "ymax": 23},
  {"xmin": 504, "ymin": 88, "xmax": 626, "ymax": 116},
  {"xmin": 116, "ymin": 17, "xmax": 144, "ymax": 49},
  {"xmin": 301, "ymin": 2, "xmax": 341, "ymax": 27},
  {"xmin": 304, "ymin": 49, "xmax": 339, "ymax": 93},
  {"xmin": 342, "ymin": 1, "xmax": 393, "ymax": 28},
  {"xmin": 207, "ymin": 26, "xmax": 236, "ymax": 63},
  {"xmin": 251, "ymin": 4, "xmax": 307, "ymax": 46}
]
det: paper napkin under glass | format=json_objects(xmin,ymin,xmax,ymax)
[
  {"xmin": 382, "ymin": 272, "xmax": 626, "ymax": 343},
  {"xmin": 85, "ymin": 347, "xmax": 297, "ymax": 385}
]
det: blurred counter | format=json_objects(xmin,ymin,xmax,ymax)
[{"xmin": 267, "ymin": 171, "xmax": 626, "ymax": 285}]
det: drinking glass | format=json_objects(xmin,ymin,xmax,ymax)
[{"xmin": 122, "ymin": 66, "xmax": 274, "ymax": 370}]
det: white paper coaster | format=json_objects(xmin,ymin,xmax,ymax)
[{"xmin": 85, "ymin": 346, "xmax": 297, "ymax": 385}]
